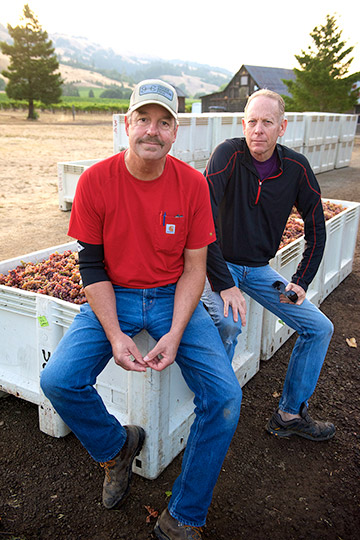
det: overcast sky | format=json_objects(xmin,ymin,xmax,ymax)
[{"xmin": 1, "ymin": 0, "xmax": 359, "ymax": 75}]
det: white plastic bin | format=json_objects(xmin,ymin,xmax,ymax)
[
  {"xmin": 319, "ymin": 199, "xmax": 360, "ymax": 302},
  {"xmin": 279, "ymin": 113, "xmax": 306, "ymax": 149},
  {"xmin": 110, "ymin": 112, "xmax": 355, "ymax": 178},
  {"xmin": 260, "ymin": 199, "xmax": 359, "ymax": 361},
  {"xmin": 232, "ymin": 292, "xmax": 262, "ymax": 384},
  {"xmin": 335, "ymin": 140, "xmax": 355, "ymax": 169},
  {"xmin": 261, "ymin": 237, "xmax": 304, "ymax": 361},
  {"xmin": 211, "ymin": 113, "xmax": 244, "ymax": 149},
  {"xmin": 113, "ymin": 113, "xmax": 214, "ymax": 172},
  {"xmin": 302, "ymin": 144, "xmax": 322, "ymax": 174},
  {"xmin": 171, "ymin": 114, "xmax": 213, "ymax": 168},
  {"xmin": 112, "ymin": 114, "xmax": 128, "ymax": 154},
  {"xmin": 57, "ymin": 159, "xmax": 101, "ymax": 211},
  {"xmin": 0, "ymin": 242, "xmax": 260, "ymax": 479},
  {"xmin": 303, "ymin": 113, "xmax": 327, "ymax": 147},
  {"xmin": 339, "ymin": 114, "xmax": 358, "ymax": 143},
  {"xmin": 323, "ymin": 114, "xmax": 341, "ymax": 144},
  {"xmin": 320, "ymin": 143, "xmax": 337, "ymax": 173}
]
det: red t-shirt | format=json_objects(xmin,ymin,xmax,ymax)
[{"xmin": 68, "ymin": 151, "xmax": 216, "ymax": 288}]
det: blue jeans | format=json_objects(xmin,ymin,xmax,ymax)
[
  {"xmin": 40, "ymin": 284, "xmax": 242, "ymax": 527},
  {"xmin": 202, "ymin": 264, "xmax": 333, "ymax": 415}
]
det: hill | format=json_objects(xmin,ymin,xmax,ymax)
[
  {"xmin": 0, "ymin": 23, "xmax": 232, "ymax": 97},
  {"xmin": 0, "ymin": 51, "xmax": 129, "ymax": 91}
]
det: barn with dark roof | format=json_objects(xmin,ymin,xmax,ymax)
[{"xmin": 201, "ymin": 64, "xmax": 296, "ymax": 113}]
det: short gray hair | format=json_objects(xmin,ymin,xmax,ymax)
[{"xmin": 244, "ymin": 89, "xmax": 285, "ymax": 121}]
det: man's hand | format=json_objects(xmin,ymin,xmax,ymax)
[
  {"xmin": 143, "ymin": 332, "xmax": 180, "ymax": 372},
  {"xmin": 220, "ymin": 286, "xmax": 247, "ymax": 326},
  {"xmin": 112, "ymin": 334, "xmax": 147, "ymax": 372},
  {"xmin": 142, "ymin": 246, "xmax": 207, "ymax": 372},
  {"xmin": 281, "ymin": 283, "xmax": 306, "ymax": 305}
]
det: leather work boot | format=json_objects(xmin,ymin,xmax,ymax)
[
  {"xmin": 154, "ymin": 508, "xmax": 203, "ymax": 540},
  {"xmin": 266, "ymin": 403, "xmax": 335, "ymax": 441},
  {"xmin": 100, "ymin": 425, "xmax": 145, "ymax": 509}
]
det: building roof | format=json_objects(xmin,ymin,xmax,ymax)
[
  {"xmin": 173, "ymin": 85, "xmax": 187, "ymax": 98},
  {"xmin": 244, "ymin": 65, "xmax": 296, "ymax": 97}
]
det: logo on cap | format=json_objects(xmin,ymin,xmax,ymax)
[{"xmin": 139, "ymin": 84, "xmax": 174, "ymax": 102}]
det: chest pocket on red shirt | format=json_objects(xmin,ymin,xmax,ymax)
[{"xmin": 155, "ymin": 213, "xmax": 186, "ymax": 255}]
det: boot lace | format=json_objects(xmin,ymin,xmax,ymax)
[
  {"xmin": 100, "ymin": 459, "xmax": 116, "ymax": 482},
  {"xmin": 184, "ymin": 525, "xmax": 203, "ymax": 539}
]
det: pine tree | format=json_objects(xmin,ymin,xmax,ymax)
[
  {"xmin": 283, "ymin": 14, "xmax": 360, "ymax": 113},
  {"xmin": 0, "ymin": 4, "xmax": 63, "ymax": 119}
]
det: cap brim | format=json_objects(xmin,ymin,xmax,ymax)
[{"xmin": 127, "ymin": 99, "xmax": 178, "ymax": 119}]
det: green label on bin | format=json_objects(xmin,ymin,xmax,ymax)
[{"xmin": 38, "ymin": 315, "xmax": 49, "ymax": 327}]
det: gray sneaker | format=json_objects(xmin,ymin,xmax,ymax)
[
  {"xmin": 154, "ymin": 508, "xmax": 203, "ymax": 540},
  {"xmin": 100, "ymin": 425, "xmax": 145, "ymax": 509},
  {"xmin": 266, "ymin": 403, "xmax": 335, "ymax": 441}
]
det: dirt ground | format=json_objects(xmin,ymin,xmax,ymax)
[{"xmin": 0, "ymin": 110, "xmax": 359, "ymax": 540}]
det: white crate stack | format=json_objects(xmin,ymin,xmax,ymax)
[
  {"xmin": 335, "ymin": 115, "xmax": 358, "ymax": 169},
  {"xmin": 171, "ymin": 113, "xmax": 214, "ymax": 172},
  {"xmin": 338, "ymin": 114, "xmax": 358, "ymax": 143},
  {"xmin": 57, "ymin": 112, "xmax": 358, "ymax": 211},
  {"xmin": 302, "ymin": 113, "xmax": 326, "ymax": 174},
  {"xmin": 320, "ymin": 143, "xmax": 337, "ymax": 173},
  {"xmin": 324, "ymin": 114, "xmax": 341, "ymax": 144},
  {"xmin": 211, "ymin": 113, "xmax": 244, "ymax": 150},
  {"xmin": 278, "ymin": 112, "xmax": 306, "ymax": 152}
]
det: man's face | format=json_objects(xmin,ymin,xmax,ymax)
[
  {"xmin": 242, "ymin": 96, "xmax": 287, "ymax": 162},
  {"xmin": 125, "ymin": 104, "xmax": 178, "ymax": 162}
]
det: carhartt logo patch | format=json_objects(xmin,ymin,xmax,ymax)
[{"xmin": 166, "ymin": 224, "xmax": 175, "ymax": 234}]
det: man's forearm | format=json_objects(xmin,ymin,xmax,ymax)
[
  {"xmin": 84, "ymin": 281, "xmax": 123, "ymax": 344},
  {"xmin": 170, "ymin": 266, "xmax": 205, "ymax": 343},
  {"xmin": 84, "ymin": 281, "xmax": 146, "ymax": 371}
]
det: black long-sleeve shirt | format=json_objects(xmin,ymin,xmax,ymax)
[{"xmin": 205, "ymin": 138, "xmax": 326, "ymax": 293}]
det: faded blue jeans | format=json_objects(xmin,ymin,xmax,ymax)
[
  {"xmin": 202, "ymin": 264, "xmax": 334, "ymax": 415},
  {"xmin": 40, "ymin": 284, "xmax": 242, "ymax": 527}
]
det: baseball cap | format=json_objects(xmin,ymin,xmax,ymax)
[{"xmin": 127, "ymin": 79, "xmax": 178, "ymax": 119}]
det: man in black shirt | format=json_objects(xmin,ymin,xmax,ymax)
[{"xmin": 203, "ymin": 89, "xmax": 335, "ymax": 441}]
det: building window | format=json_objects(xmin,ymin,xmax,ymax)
[{"xmin": 240, "ymin": 75, "xmax": 248, "ymax": 85}]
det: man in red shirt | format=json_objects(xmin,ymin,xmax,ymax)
[{"xmin": 41, "ymin": 79, "xmax": 241, "ymax": 540}]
